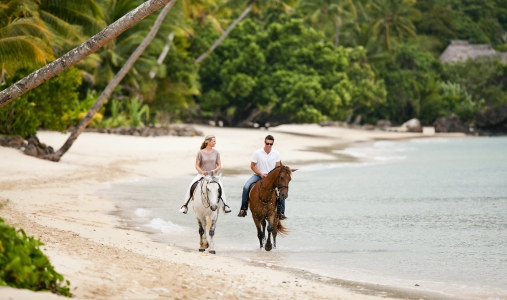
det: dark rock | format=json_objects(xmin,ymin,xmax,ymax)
[
  {"xmin": 433, "ymin": 114, "xmax": 471, "ymax": 133},
  {"xmin": 0, "ymin": 136, "xmax": 8, "ymax": 147},
  {"xmin": 24, "ymin": 143, "xmax": 38, "ymax": 157},
  {"xmin": 47, "ymin": 146, "xmax": 54, "ymax": 154},
  {"xmin": 376, "ymin": 120, "xmax": 391, "ymax": 131},
  {"xmin": 27, "ymin": 137, "xmax": 39, "ymax": 146},
  {"xmin": 476, "ymin": 104, "xmax": 507, "ymax": 127},
  {"xmin": 401, "ymin": 118, "xmax": 423, "ymax": 132},
  {"xmin": 36, "ymin": 145, "xmax": 47, "ymax": 157},
  {"xmin": 475, "ymin": 104, "xmax": 507, "ymax": 134},
  {"xmin": 8, "ymin": 139, "xmax": 22, "ymax": 149}
]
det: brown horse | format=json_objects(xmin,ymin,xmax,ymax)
[{"xmin": 248, "ymin": 162, "xmax": 296, "ymax": 251}]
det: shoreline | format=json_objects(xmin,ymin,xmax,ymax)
[{"xmin": 0, "ymin": 124, "xmax": 467, "ymax": 299}]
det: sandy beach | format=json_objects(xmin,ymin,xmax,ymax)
[{"xmin": 0, "ymin": 124, "xmax": 464, "ymax": 300}]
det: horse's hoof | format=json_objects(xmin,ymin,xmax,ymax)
[
  {"xmin": 265, "ymin": 244, "xmax": 272, "ymax": 251},
  {"xmin": 199, "ymin": 249, "xmax": 205, "ymax": 252},
  {"xmin": 209, "ymin": 250, "xmax": 216, "ymax": 254}
]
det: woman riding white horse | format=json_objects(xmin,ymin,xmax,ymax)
[{"xmin": 179, "ymin": 135, "xmax": 231, "ymax": 214}]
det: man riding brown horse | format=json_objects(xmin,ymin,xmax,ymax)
[{"xmin": 237, "ymin": 135, "xmax": 287, "ymax": 219}]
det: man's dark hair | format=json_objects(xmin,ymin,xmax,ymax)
[{"xmin": 265, "ymin": 135, "xmax": 274, "ymax": 141}]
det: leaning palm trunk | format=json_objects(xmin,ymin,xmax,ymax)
[
  {"xmin": 45, "ymin": 1, "xmax": 176, "ymax": 162},
  {"xmin": 0, "ymin": 0, "xmax": 172, "ymax": 108},
  {"xmin": 150, "ymin": 32, "xmax": 175, "ymax": 79},
  {"xmin": 194, "ymin": 2, "xmax": 254, "ymax": 64}
]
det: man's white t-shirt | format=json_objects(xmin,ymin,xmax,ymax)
[{"xmin": 252, "ymin": 148, "xmax": 281, "ymax": 174}]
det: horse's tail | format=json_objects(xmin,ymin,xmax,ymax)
[{"xmin": 275, "ymin": 220, "xmax": 289, "ymax": 236}]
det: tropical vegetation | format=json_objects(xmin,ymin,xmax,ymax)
[
  {"xmin": 1, "ymin": 0, "xmax": 507, "ymax": 137},
  {"xmin": 0, "ymin": 216, "xmax": 72, "ymax": 297}
]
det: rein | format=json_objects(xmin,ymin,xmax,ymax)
[
  {"xmin": 258, "ymin": 166, "xmax": 291, "ymax": 202},
  {"xmin": 200, "ymin": 179, "xmax": 220, "ymax": 208}
]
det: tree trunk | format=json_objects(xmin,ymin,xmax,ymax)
[
  {"xmin": 0, "ymin": 0, "xmax": 172, "ymax": 108},
  {"xmin": 334, "ymin": 18, "xmax": 341, "ymax": 46},
  {"xmin": 45, "ymin": 1, "xmax": 176, "ymax": 162},
  {"xmin": 149, "ymin": 32, "xmax": 174, "ymax": 79},
  {"xmin": 194, "ymin": 2, "xmax": 254, "ymax": 64}
]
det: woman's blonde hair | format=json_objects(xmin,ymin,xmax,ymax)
[{"xmin": 200, "ymin": 135, "xmax": 216, "ymax": 150}]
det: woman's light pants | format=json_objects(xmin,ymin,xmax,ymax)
[{"xmin": 182, "ymin": 174, "xmax": 228, "ymax": 208}]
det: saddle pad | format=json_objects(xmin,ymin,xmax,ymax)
[{"xmin": 189, "ymin": 178, "xmax": 222, "ymax": 201}]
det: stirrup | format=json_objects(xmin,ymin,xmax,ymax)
[
  {"xmin": 179, "ymin": 205, "xmax": 188, "ymax": 214},
  {"xmin": 223, "ymin": 204, "xmax": 231, "ymax": 214}
]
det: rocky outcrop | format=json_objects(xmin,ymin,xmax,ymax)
[
  {"xmin": 0, "ymin": 135, "xmax": 54, "ymax": 158},
  {"xmin": 81, "ymin": 125, "xmax": 203, "ymax": 137},
  {"xmin": 401, "ymin": 118, "xmax": 423, "ymax": 133},
  {"xmin": 433, "ymin": 114, "xmax": 471, "ymax": 133},
  {"xmin": 376, "ymin": 120, "xmax": 391, "ymax": 131},
  {"xmin": 475, "ymin": 105, "xmax": 507, "ymax": 135}
]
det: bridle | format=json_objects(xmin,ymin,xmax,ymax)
[
  {"xmin": 199, "ymin": 179, "xmax": 221, "ymax": 208},
  {"xmin": 258, "ymin": 166, "xmax": 291, "ymax": 202}
]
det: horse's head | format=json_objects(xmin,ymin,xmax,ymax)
[
  {"xmin": 277, "ymin": 163, "xmax": 297, "ymax": 200},
  {"xmin": 204, "ymin": 174, "xmax": 221, "ymax": 211}
]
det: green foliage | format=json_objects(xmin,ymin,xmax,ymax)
[
  {"xmin": 375, "ymin": 43, "xmax": 442, "ymax": 124},
  {"xmin": 0, "ymin": 67, "xmax": 82, "ymax": 137},
  {"xmin": 0, "ymin": 218, "xmax": 72, "ymax": 297},
  {"xmin": 440, "ymin": 81, "xmax": 482, "ymax": 123},
  {"xmin": 191, "ymin": 18, "xmax": 385, "ymax": 125},
  {"xmin": 99, "ymin": 98, "xmax": 150, "ymax": 128},
  {"xmin": 442, "ymin": 57, "xmax": 507, "ymax": 108},
  {"xmin": 62, "ymin": 90, "xmax": 103, "ymax": 128}
]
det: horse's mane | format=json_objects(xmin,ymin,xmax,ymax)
[{"xmin": 267, "ymin": 165, "xmax": 291, "ymax": 176}]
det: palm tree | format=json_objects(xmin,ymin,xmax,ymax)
[
  {"xmin": 194, "ymin": 0, "xmax": 296, "ymax": 64},
  {"xmin": 87, "ymin": 0, "xmax": 193, "ymax": 100},
  {"xmin": 299, "ymin": 0, "xmax": 356, "ymax": 46},
  {"xmin": 368, "ymin": 0, "xmax": 420, "ymax": 51},
  {"xmin": 0, "ymin": 0, "xmax": 173, "ymax": 108},
  {"xmin": 46, "ymin": 1, "xmax": 176, "ymax": 162},
  {"xmin": 0, "ymin": 0, "xmax": 54, "ymax": 78}
]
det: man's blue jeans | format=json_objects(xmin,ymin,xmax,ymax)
[
  {"xmin": 241, "ymin": 174, "xmax": 285, "ymax": 214},
  {"xmin": 241, "ymin": 175, "xmax": 261, "ymax": 210}
]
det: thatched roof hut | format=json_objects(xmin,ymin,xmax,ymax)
[{"xmin": 439, "ymin": 40, "xmax": 507, "ymax": 63}]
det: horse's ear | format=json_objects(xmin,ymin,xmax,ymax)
[{"xmin": 291, "ymin": 168, "xmax": 298, "ymax": 172}]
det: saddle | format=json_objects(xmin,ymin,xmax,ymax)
[
  {"xmin": 189, "ymin": 178, "xmax": 222, "ymax": 201},
  {"xmin": 247, "ymin": 182, "xmax": 256, "ymax": 201}
]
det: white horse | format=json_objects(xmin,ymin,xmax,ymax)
[{"xmin": 191, "ymin": 174, "xmax": 222, "ymax": 254}]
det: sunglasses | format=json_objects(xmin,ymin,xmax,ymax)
[{"xmin": 265, "ymin": 142, "xmax": 273, "ymax": 146}]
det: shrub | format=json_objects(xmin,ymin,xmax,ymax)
[
  {"xmin": 0, "ymin": 67, "xmax": 82, "ymax": 137},
  {"xmin": 0, "ymin": 218, "xmax": 72, "ymax": 297}
]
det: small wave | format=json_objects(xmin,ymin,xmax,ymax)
[
  {"xmin": 134, "ymin": 208, "xmax": 151, "ymax": 218},
  {"xmin": 145, "ymin": 218, "xmax": 184, "ymax": 233},
  {"xmin": 409, "ymin": 137, "xmax": 452, "ymax": 144},
  {"xmin": 299, "ymin": 161, "xmax": 382, "ymax": 172}
]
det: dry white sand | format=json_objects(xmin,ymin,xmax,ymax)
[{"xmin": 0, "ymin": 125, "xmax": 465, "ymax": 299}]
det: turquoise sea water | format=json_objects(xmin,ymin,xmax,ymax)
[{"xmin": 96, "ymin": 137, "xmax": 507, "ymax": 299}]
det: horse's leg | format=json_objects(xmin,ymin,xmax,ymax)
[
  {"xmin": 197, "ymin": 217, "xmax": 208, "ymax": 252},
  {"xmin": 273, "ymin": 218, "xmax": 278, "ymax": 249},
  {"xmin": 264, "ymin": 214, "xmax": 276, "ymax": 251},
  {"xmin": 261, "ymin": 219, "xmax": 267, "ymax": 242},
  {"xmin": 208, "ymin": 212, "xmax": 218, "ymax": 254},
  {"xmin": 253, "ymin": 217, "xmax": 264, "ymax": 249}
]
